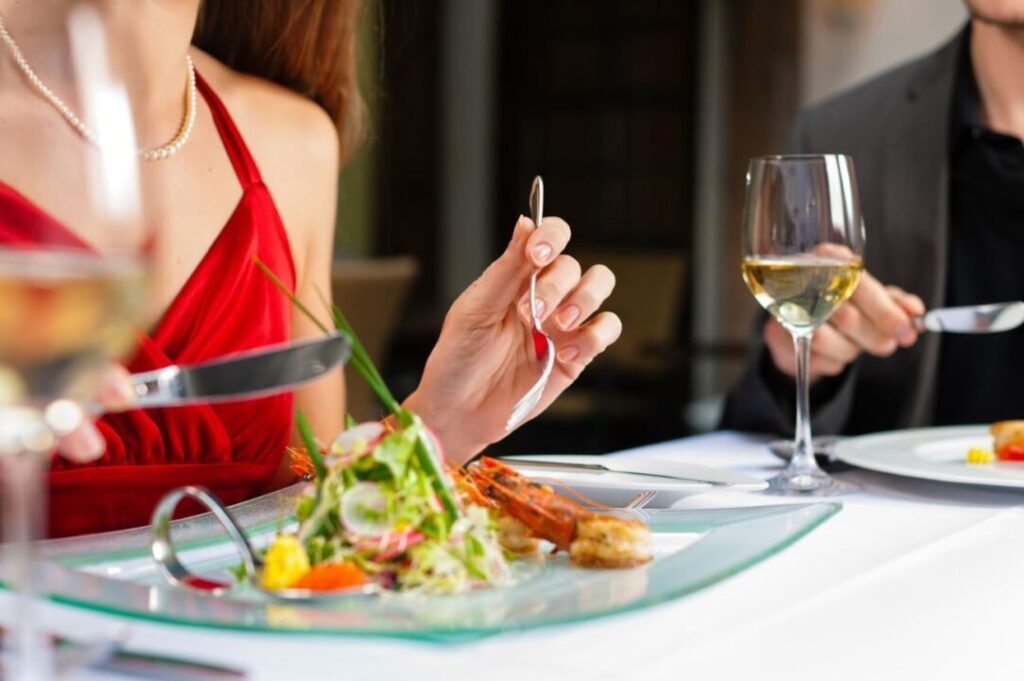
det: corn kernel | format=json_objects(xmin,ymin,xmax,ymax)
[{"xmin": 966, "ymin": 447, "xmax": 995, "ymax": 465}]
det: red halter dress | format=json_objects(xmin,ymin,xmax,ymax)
[{"xmin": 0, "ymin": 74, "xmax": 297, "ymax": 537}]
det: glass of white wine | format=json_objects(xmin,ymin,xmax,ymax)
[
  {"xmin": 741, "ymin": 155, "xmax": 865, "ymax": 495},
  {"xmin": 0, "ymin": 5, "xmax": 155, "ymax": 678}
]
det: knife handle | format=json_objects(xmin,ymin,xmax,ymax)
[{"xmin": 130, "ymin": 366, "xmax": 184, "ymax": 408}]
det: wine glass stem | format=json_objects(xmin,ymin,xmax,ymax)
[
  {"xmin": 791, "ymin": 332, "xmax": 818, "ymax": 475},
  {"xmin": 2, "ymin": 446, "xmax": 51, "ymax": 680}
]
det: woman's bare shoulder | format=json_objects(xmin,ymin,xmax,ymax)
[
  {"xmin": 190, "ymin": 50, "xmax": 339, "ymax": 272},
  {"xmin": 191, "ymin": 50, "xmax": 339, "ymax": 172}
]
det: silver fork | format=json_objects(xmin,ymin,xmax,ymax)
[
  {"xmin": 624, "ymin": 490, "xmax": 657, "ymax": 510},
  {"xmin": 506, "ymin": 176, "xmax": 556, "ymax": 431}
]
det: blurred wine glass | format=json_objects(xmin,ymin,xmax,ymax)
[
  {"xmin": 741, "ymin": 154, "xmax": 865, "ymax": 495},
  {"xmin": 0, "ymin": 4, "xmax": 160, "ymax": 678}
]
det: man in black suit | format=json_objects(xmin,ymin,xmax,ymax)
[{"xmin": 722, "ymin": 1, "xmax": 1024, "ymax": 435}]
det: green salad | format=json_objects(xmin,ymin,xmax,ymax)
[{"xmin": 260, "ymin": 415, "xmax": 512, "ymax": 595}]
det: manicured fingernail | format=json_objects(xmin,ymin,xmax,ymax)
[
  {"xmin": 556, "ymin": 305, "xmax": 580, "ymax": 330},
  {"xmin": 533, "ymin": 243, "xmax": 553, "ymax": 265},
  {"xmin": 557, "ymin": 346, "xmax": 579, "ymax": 363}
]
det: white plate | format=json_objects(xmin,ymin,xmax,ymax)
[
  {"xmin": 502, "ymin": 454, "xmax": 767, "ymax": 508},
  {"xmin": 833, "ymin": 425, "xmax": 1024, "ymax": 489}
]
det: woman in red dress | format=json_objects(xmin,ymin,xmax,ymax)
[{"xmin": 0, "ymin": 0, "xmax": 621, "ymax": 537}]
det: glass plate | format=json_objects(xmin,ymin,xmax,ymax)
[{"xmin": 29, "ymin": 487, "xmax": 838, "ymax": 643}]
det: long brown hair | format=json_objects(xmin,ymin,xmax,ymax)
[{"xmin": 193, "ymin": 0, "xmax": 366, "ymax": 162}]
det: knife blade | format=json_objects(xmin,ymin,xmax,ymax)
[
  {"xmin": 913, "ymin": 301, "xmax": 1024, "ymax": 334},
  {"xmin": 128, "ymin": 332, "xmax": 351, "ymax": 408},
  {"xmin": 502, "ymin": 458, "xmax": 739, "ymax": 486}
]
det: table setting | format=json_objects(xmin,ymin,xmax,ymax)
[
  {"xmin": 6, "ymin": 430, "xmax": 1024, "ymax": 680},
  {"xmin": 1, "ymin": 17, "xmax": 1023, "ymax": 677}
]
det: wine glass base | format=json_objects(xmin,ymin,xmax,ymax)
[{"xmin": 764, "ymin": 469, "xmax": 858, "ymax": 496}]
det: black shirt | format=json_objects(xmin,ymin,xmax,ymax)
[{"xmin": 934, "ymin": 32, "xmax": 1024, "ymax": 424}]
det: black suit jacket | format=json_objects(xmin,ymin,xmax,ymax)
[{"xmin": 721, "ymin": 28, "xmax": 965, "ymax": 436}]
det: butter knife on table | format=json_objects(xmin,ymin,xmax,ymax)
[
  {"xmin": 913, "ymin": 301, "xmax": 1024, "ymax": 334},
  {"xmin": 501, "ymin": 457, "xmax": 746, "ymax": 486}
]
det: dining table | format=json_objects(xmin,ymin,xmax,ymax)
[{"xmin": 3, "ymin": 430, "xmax": 1024, "ymax": 681}]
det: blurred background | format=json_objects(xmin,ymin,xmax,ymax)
[{"xmin": 334, "ymin": 0, "xmax": 966, "ymax": 455}]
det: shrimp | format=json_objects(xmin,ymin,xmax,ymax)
[
  {"xmin": 466, "ymin": 457, "xmax": 652, "ymax": 569},
  {"xmin": 448, "ymin": 463, "xmax": 542, "ymax": 557}
]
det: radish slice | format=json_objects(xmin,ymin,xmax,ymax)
[
  {"xmin": 330, "ymin": 421, "xmax": 386, "ymax": 459},
  {"xmin": 339, "ymin": 482, "xmax": 392, "ymax": 537}
]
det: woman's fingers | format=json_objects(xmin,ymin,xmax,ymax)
[
  {"xmin": 46, "ymin": 363, "xmax": 129, "ymax": 463},
  {"xmin": 56, "ymin": 420, "xmax": 106, "ymax": 463},
  {"xmin": 553, "ymin": 264, "xmax": 616, "ymax": 332},
  {"xmin": 525, "ymin": 216, "xmax": 571, "ymax": 268},
  {"xmin": 456, "ymin": 215, "xmax": 574, "ymax": 320},
  {"xmin": 553, "ymin": 311, "xmax": 622, "ymax": 378},
  {"xmin": 516, "ymin": 260, "xmax": 617, "ymax": 333},
  {"xmin": 44, "ymin": 399, "xmax": 104, "ymax": 462},
  {"xmin": 96, "ymin": 363, "xmax": 136, "ymax": 411},
  {"xmin": 518, "ymin": 254, "xmax": 581, "ymax": 323}
]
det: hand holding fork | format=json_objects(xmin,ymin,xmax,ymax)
[{"xmin": 403, "ymin": 176, "xmax": 622, "ymax": 463}]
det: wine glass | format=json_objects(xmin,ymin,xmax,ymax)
[
  {"xmin": 741, "ymin": 155, "xmax": 865, "ymax": 495},
  {"xmin": 0, "ymin": 5, "xmax": 155, "ymax": 678}
]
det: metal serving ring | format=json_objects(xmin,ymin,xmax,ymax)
[{"xmin": 150, "ymin": 485, "xmax": 262, "ymax": 594}]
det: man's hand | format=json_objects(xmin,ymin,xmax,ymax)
[{"xmin": 764, "ymin": 270, "xmax": 925, "ymax": 383}]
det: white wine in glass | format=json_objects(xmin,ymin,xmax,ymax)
[
  {"xmin": 741, "ymin": 155, "xmax": 865, "ymax": 495},
  {"xmin": 0, "ymin": 252, "xmax": 144, "ymax": 406},
  {"xmin": 742, "ymin": 255, "xmax": 863, "ymax": 335}
]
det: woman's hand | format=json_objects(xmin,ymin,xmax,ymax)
[
  {"xmin": 46, "ymin": 365, "xmax": 134, "ymax": 462},
  {"xmin": 764, "ymin": 269, "xmax": 925, "ymax": 383},
  {"xmin": 404, "ymin": 216, "xmax": 621, "ymax": 463}
]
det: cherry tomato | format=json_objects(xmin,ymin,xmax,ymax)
[{"xmin": 997, "ymin": 444, "xmax": 1024, "ymax": 461}]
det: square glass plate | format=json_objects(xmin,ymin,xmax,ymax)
[{"xmin": 27, "ymin": 487, "xmax": 839, "ymax": 643}]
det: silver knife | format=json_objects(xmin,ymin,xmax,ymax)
[
  {"xmin": 128, "ymin": 332, "xmax": 350, "ymax": 409},
  {"xmin": 912, "ymin": 301, "xmax": 1024, "ymax": 334},
  {"xmin": 503, "ymin": 458, "xmax": 736, "ymax": 486}
]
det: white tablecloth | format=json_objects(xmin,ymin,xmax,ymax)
[{"xmin": 5, "ymin": 431, "xmax": 1024, "ymax": 681}]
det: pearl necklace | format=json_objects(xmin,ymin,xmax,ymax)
[{"xmin": 0, "ymin": 12, "xmax": 196, "ymax": 162}]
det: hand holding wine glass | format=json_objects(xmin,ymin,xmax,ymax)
[
  {"xmin": 762, "ymin": 271, "xmax": 925, "ymax": 383},
  {"xmin": 741, "ymin": 154, "xmax": 865, "ymax": 494}
]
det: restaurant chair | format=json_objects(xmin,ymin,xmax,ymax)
[
  {"xmin": 532, "ymin": 249, "xmax": 690, "ymax": 452},
  {"xmin": 331, "ymin": 256, "xmax": 419, "ymax": 422}
]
